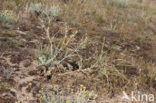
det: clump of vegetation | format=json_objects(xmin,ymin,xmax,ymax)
[
  {"xmin": 43, "ymin": 6, "xmax": 60, "ymax": 18},
  {"xmin": 106, "ymin": 0, "xmax": 128, "ymax": 8},
  {"xmin": 3, "ymin": 69, "xmax": 12, "ymax": 79},
  {"xmin": 39, "ymin": 85, "xmax": 98, "ymax": 103},
  {"xmin": 29, "ymin": 3, "xmax": 60, "ymax": 20},
  {"xmin": 0, "ymin": 83, "xmax": 9, "ymax": 92},
  {"xmin": 36, "ymin": 29, "xmax": 79, "ymax": 77},
  {"xmin": 0, "ymin": 10, "xmax": 16, "ymax": 24},
  {"xmin": 29, "ymin": 3, "xmax": 43, "ymax": 17}
]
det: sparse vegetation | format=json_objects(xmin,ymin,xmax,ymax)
[
  {"xmin": 39, "ymin": 85, "xmax": 98, "ymax": 103},
  {"xmin": 0, "ymin": 0, "xmax": 156, "ymax": 103},
  {"xmin": 0, "ymin": 10, "xmax": 15, "ymax": 24}
]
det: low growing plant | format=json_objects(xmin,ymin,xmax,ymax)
[
  {"xmin": 0, "ymin": 10, "xmax": 15, "ymax": 24},
  {"xmin": 3, "ymin": 69, "xmax": 12, "ymax": 79},
  {"xmin": 39, "ymin": 85, "xmax": 98, "ymax": 103}
]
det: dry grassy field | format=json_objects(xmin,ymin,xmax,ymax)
[{"xmin": 0, "ymin": 0, "xmax": 156, "ymax": 103}]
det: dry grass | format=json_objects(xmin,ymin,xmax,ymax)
[{"xmin": 0, "ymin": 0, "xmax": 156, "ymax": 102}]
